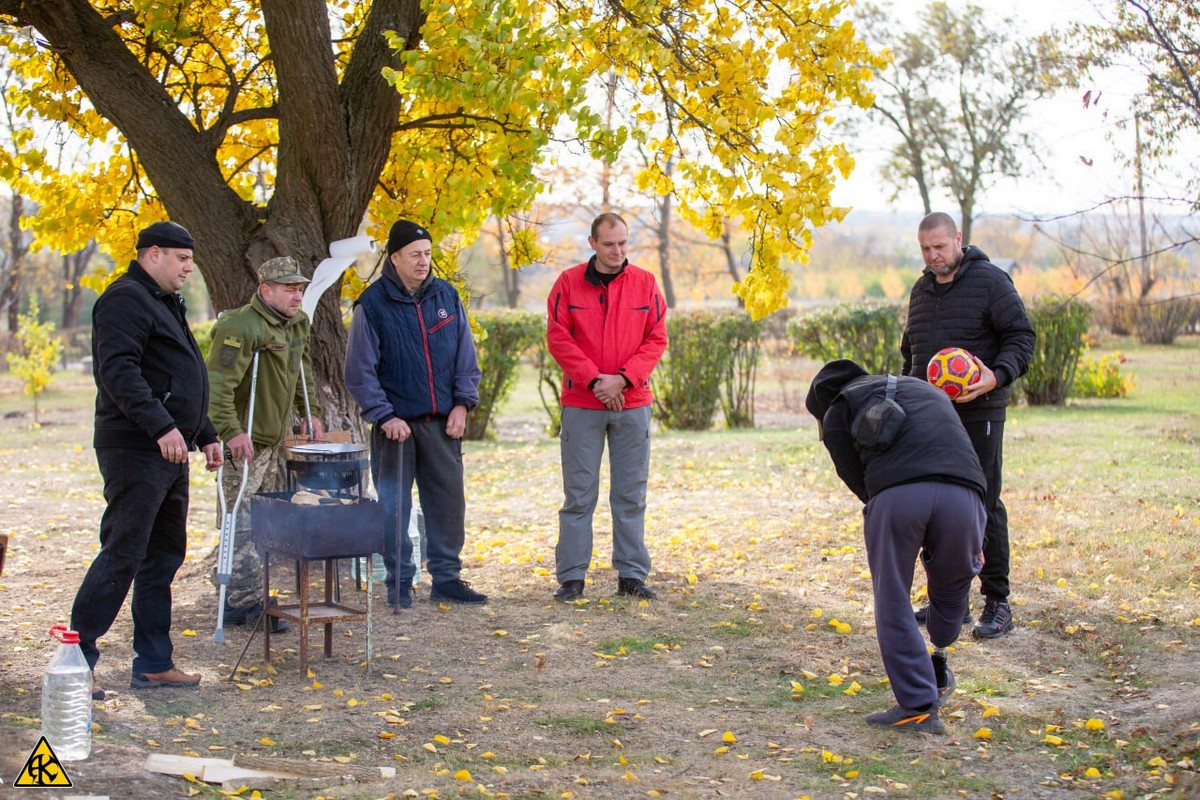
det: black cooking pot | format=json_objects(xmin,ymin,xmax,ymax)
[{"xmin": 284, "ymin": 442, "xmax": 369, "ymax": 491}]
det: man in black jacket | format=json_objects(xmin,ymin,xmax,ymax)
[
  {"xmin": 901, "ymin": 212, "xmax": 1035, "ymax": 639},
  {"xmin": 807, "ymin": 359, "xmax": 986, "ymax": 734},
  {"xmin": 71, "ymin": 220, "xmax": 223, "ymax": 697}
]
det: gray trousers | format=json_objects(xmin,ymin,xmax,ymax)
[
  {"xmin": 864, "ymin": 481, "xmax": 984, "ymax": 709},
  {"xmin": 556, "ymin": 405, "xmax": 652, "ymax": 583},
  {"xmin": 370, "ymin": 420, "xmax": 465, "ymax": 585}
]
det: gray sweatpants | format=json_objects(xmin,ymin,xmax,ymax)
[
  {"xmin": 556, "ymin": 405, "xmax": 652, "ymax": 584},
  {"xmin": 864, "ymin": 481, "xmax": 985, "ymax": 709}
]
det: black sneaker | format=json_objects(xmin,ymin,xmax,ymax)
[
  {"xmin": 616, "ymin": 577, "xmax": 657, "ymax": 599},
  {"xmin": 932, "ymin": 652, "xmax": 956, "ymax": 707},
  {"xmin": 972, "ymin": 598, "xmax": 1014, "ymax": 639},
  {"xmin": 387, "ymin": 579, "xmax": 413, "ymax": 609},
  {"xmin": 554, "ymin": 580, "xmax": 585, "ymax": 601},
  {"xmin": 866, "ymin": 704, "xmax": 945, "ymax": 734},
  {"xmin": 914, "ymin": 604, "xmax": 973, "ymax": 626},
  {"xmin": 430, "ymin": 579, "xmax": 488, "ymax": 604}
]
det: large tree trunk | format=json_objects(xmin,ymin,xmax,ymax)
[
  {"xmin": 959, "ymin": 197, "xmax": 974, "ymax": 248},
  {"xmin": 5, "ymin": 0, "xmax": 422, "ymax": 433},
  {"xmin": 656, "ymin": 189, "xmax": 676, "ymax": 309},
  {"xmin": 720, "ymin": 219, "xmax": 745, "ymax": 309},
  {"xmin": 494, "ymin": 219, "xmax": 521, "ymax": 309}
]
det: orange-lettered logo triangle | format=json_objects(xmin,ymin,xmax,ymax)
[{"xmin": 13, "ymin": 735, "xmax": 73, "ymax": 787}]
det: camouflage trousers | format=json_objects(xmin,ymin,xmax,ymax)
[{"xmin": 211, "ymin": 447, "xmax": 282, "ymax": 611}]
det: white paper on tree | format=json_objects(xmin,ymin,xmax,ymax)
[
  {"xmin": 328, "ymin": 235, "xmax": 375, "ymax": 260},
  {"xmin": 301, "ymin": 236, "xmax": 377, "ymax": 319}
]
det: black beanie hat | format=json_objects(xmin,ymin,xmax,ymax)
[
  {"xmin": 136, "ymin": 220, "xmax": 196, "ymax": 250},
  {"xmin": 805, "ymin": 359, "xmax": 869, "ymax": 420},
  {"xmin": 386, "ymin": 219, "xmax": 432, "ymax": 256}
]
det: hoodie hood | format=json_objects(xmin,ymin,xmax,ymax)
[{"xmin": 805, "ymin": 359, "xmax": 869, "ymax": 420}]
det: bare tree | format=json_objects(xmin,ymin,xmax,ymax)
[
  {"xmin": 1023, "ymin": 1, "xmax": 1200, "ymax": 330},
  {"xmin": 856, "ymin": 1, "xmax": 1078, "ymax": 243},
  {"xmin": 61, "ymin": 241, "xmax": 99, "ymax": 329},
  {"xmin": 1075, "ymin": 0, "xmax": 1200, "ymax": 204},
  {"xmin": 1, "ymin": 193, "xmax": 29, "ymax": 332}
]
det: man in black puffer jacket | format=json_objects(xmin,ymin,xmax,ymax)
[
  {"xmin": 807, "ymin": 359, "xmax": 986, "ymax": 734},
  {"xmin": 901, "ymin": 212, "xmax": 1035, "ymax": 639}
]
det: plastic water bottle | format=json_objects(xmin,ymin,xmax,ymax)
[
  {"xmin": 409, "ymin": 503, "xmax": 424, "ymax": 585},
  {"xmin": 41, "ymin": 625, "xmax": 92, "ymax": 761}
]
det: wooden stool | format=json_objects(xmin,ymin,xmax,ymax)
[{"xmin": 261, "ymin": 551, "xmax": 374, "ymax": 675}]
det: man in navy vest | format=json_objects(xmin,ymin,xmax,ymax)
[{"xmin": 345, "ymin": 220, "xmax": 485, "ymax": 608}]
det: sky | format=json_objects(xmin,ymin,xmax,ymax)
[{"xmin": 831, "ymin": 0, "xmax": 1197, "ymax": 220}]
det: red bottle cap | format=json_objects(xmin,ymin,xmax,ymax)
[{"xmin": 50, "ymin": 624, "xmax": 80, "ymax": 645}]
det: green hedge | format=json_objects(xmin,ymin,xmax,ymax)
[
  {"xmin": 715, "ymin": 312, "xmax": 762, "ymax": 429},
  {"xmin": 1021, "ymin": 295, "xmax": 1091, "ymax": 406},
  {"xmin": 653, "ymin": 309, "xmax": 762, "ymax": 431},
  {"xmin": 536, "ymin": 344, "xmax": 563, "ymax": 438},
  {"xmin": 192, "ymin": 320, "xmax": 215, "ymax": 360},
  {"xmin": 653, "ymin": 311, "xmax": 725, "ymax": 430},
  {"xmin": 466, "ymin": 309, "xmax": 544, "ymax": 440},
  {"xmin": 787, "ymin": 301, "xmax": 904, "ymax": 374}
]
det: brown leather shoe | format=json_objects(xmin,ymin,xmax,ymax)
[{"xmin": 130, "ymin": 667, "xmax": 202, "ymax": 690}]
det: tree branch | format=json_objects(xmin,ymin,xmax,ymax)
[
  {"xmin": 339, "ymin": 0, "xmax": 423, "ymax": 212},
  {"xmin": 0, "ymin": 0, "xmax": 255, "ymax": 268}
]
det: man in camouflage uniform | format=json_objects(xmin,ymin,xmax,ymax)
[{"xmin": 206, "ymin": 256, "xmax": 324, "ymax": 630}]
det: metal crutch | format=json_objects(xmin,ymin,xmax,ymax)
[
  {"xmin": 214, "ymin": 349, "xmax": 262, "ymax": 644},
  {"xmin": 298, "ymin": 362, "xmax": 315, "ymax": 441}
]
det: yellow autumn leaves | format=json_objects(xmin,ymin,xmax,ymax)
[{"xmin": 2, "ymin": 0, "xmax": 886, "ymax": 321}]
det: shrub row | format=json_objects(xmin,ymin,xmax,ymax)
[
  {"xmin": 786, "ymin": 296, "xmax": 1135, "ymax": 408},
  {"xmin": 652, "ymin": 310, "xmax": 763, "ymax": 431},
  {"xmin": 195, "ymin": 294, "xmax": 1146, "ymax": 441},
  {"xmin": 1022, "ymin": 295, "xmax": 1092, "ymax": 406},
  {"xmin": 787, "ymin": 301, "xmax": 905, "ymax": 375}
]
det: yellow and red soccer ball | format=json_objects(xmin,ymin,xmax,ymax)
[{"xmin": 926, "ymin": 347, "xmax": 981, "ymax": 399}]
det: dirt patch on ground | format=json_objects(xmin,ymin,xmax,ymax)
[{"xmin": 1, "ymin": 370, "xmax": 1197, "ymax": 799}]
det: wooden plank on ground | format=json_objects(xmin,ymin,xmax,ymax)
[
  {"xmin": 144, "ymin": 752, "xmax": 394, "ymax": 784},
  {"xmin": 143, "ymin": 753, "xmax": 303, "ymax": 783},
  {"xmin": 234, "ymin": 754, "xmax": 395, "ymax": 780}
]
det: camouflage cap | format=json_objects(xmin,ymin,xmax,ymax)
[{"xmin": 257, "ymin": 256, "xmax": 310, "ymax": 285}]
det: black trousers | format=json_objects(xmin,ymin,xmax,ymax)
[
  {"xmin": 369, "ymin": 419, "xmax": 465, "ymax": 586},
  {"xmin": 71, "ymin": 448, "xmax": 190, "ymax": 675},
  {"xmin": 963, "ymin": 419, "xmax": 1009, "ymax": 601}
]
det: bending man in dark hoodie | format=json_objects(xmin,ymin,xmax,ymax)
[{"xmin": 806, "ymin": 359, "xmax": 986, "ymax": 734}]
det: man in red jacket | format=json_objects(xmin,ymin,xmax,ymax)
[{"xmin": 546, "ymin": 213, "xmax": 668, "ymax": 601}]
